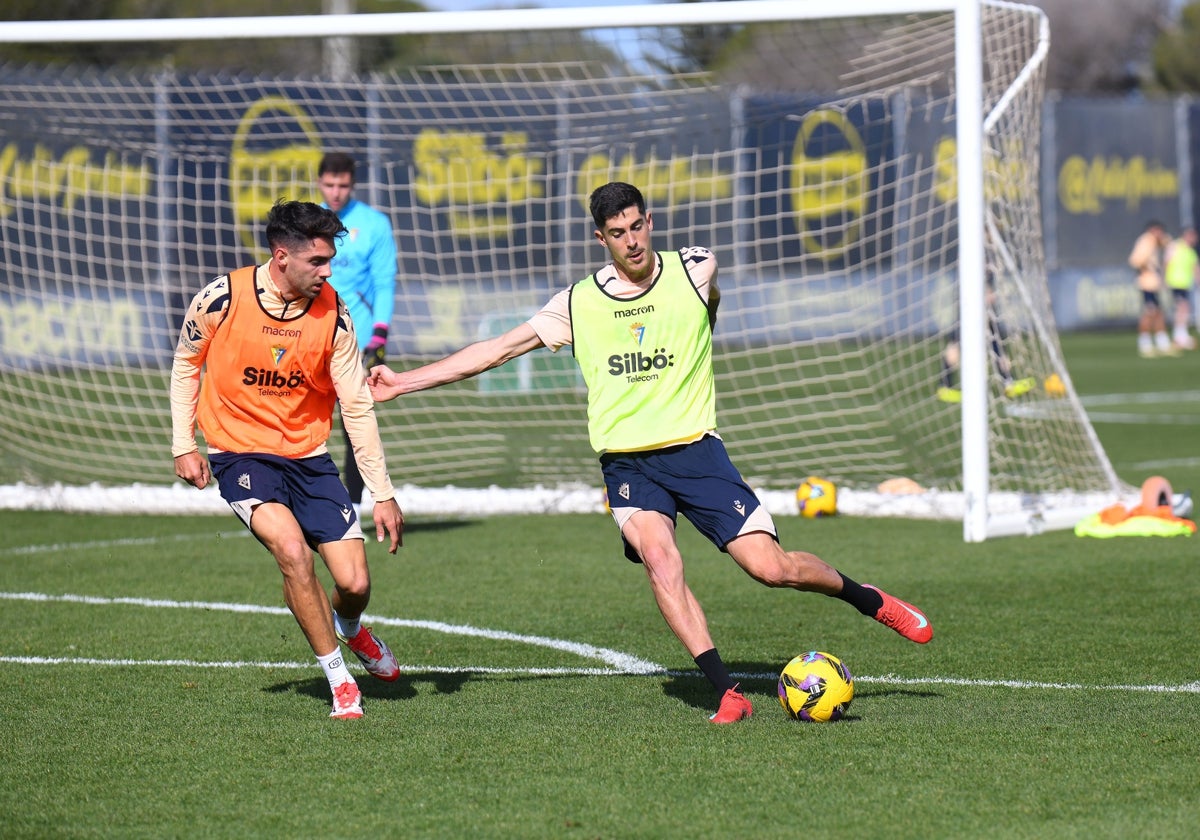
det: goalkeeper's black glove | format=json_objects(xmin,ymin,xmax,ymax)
[{"xmin": 363, "ymin": 324, "xmax": 388, "ymax": 371}]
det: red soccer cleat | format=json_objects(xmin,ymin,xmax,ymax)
[
  {"xmin": 708, "ymin": 686, "xmax": 753, "ymax": 724},
  {"xmin": 863, "ymin": 584, "xmax": 933, "ymax": 644},
  {"xmin": 339, "ymin": 625, "xmax": 401, "ymax": 682},
  {"xmin": 329, "ymin": 681, "xmax": 363, "ymax": 719}
]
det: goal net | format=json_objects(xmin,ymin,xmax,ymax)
[{"xmin": 0, "ymin": 1, "xmax": 1128, "ymax": 538}]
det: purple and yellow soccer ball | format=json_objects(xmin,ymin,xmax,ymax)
[
  {"xmin": 778, "ymin": 650, "xmax": 854, "ymax": 722},
  {"xmin": 796, "ymin": 476, "xmax": 837, "ymax": 518}
]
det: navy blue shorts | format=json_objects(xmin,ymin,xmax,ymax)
[
  {"xmin": 209, "ymin": 452, "xmax": 363, "ymax": 548},
  {"xmin": 599, "ymin": 435, "xmax": 776, "ymax": 562},
  {"xmin": 1142, "ymin": 289, "xmax": 1162, "ymax": 310}
]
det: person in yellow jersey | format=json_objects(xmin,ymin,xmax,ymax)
[
  {"xmin": 368, "ymin": 182, "xmax": 932, "ymax": 725},
  {"xmin": 1163, "ymin": 226, "xmax": 1198, "ymax": 351},
  {"xmin": 170, "ymin": 200, "xmax": 405, "ymax": 720}
]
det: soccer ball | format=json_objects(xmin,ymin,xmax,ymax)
[
  {"xmin": 777, "ymin": 651, "xmax": 854, "ymax": 722},
  {"xmin": 796, "ymin": 476, "xmax": 837, "ymax": 518}
]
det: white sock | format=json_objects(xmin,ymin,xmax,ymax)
[
  {"xmin": 316, "ymin": 647, "xmax": 354, "ymax": 691},
  {"xmin": 333, "ymin": 611, "xmax": 361, "ymax": 641},
  {"xmin": 1155, "ymin": 331, "xmax": 1171, "ymax": 351},
  {"xmin": 1138, "ymin": 333, "xmax": 1153, "ymax": 352}
]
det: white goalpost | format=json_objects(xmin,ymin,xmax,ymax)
[{"xmin": 0, "ymin": 0, "xmax": 1130, "ymax": 539}]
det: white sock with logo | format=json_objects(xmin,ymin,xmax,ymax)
[
  {"xmin": 316, "ymin": 647, "xmax": 353, "ymax": 691},
  {"xmin": 332, "ymin": 611, "xmax": 361, "ymax": 642}
]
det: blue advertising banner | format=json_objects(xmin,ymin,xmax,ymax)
[
  {"xmin": 1049, "ymin": 97, "xmax": 1181, "ymax": 268},
  {"xmin": 6, "ymin": 66, "xmax": 1200, "ymax": 368}
]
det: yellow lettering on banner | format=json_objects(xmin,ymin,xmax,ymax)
[
  {"xmin": 59, "ymin": 147, "xmax": 93, "ymax": 213},
  {"xmin": 229, "ymin": 96, "xmax": 323, "ymax": 259},
  {"xmin": 1076, "ymin": 276, "xmax": 1141, "ymax": 320},
  {"xmin": 414, "ymin": 286, "xmax": 469, "ymax": 353},
  {"xmin": 1058, "ymin": 155, "xmax": 1179, "ymax": 215},
  {"xmin": 790, "ymin": 109, "xmax": 868, "ymax": 261},
  {"xmin": 934, "ymin": 136, "xmax": 1032, "ymax": 205},
  {"xmin": 410, "ymin": 130, "xmax": 734, "ymax": 236},
  {"xmin": 934, "ymin": 137, "xmax": 957, "ymax": 203},
  {"xmin": 0, "ymin": 142, "xmax": 150, "ymax": 218},
  {"xmin": 1, "ymin": 297, "xmax": 143, "ymax": 359},
  {"xmin": 450, "ymin": 211, "xmax": 512, "ymax": 238},
  {"xmin": 575, "ymin": 153, "xmax": 732, "ymax": 209},
  {"xmin": 412, "ymin": 130, "xmax": 545, "ymax": 238},
  {"xmin": 0, "ymin": 144, "xmax": 17, "ymax": 215},
  {"xmin": 0, "ymin": 301, "xmax": 38, "ymax": 354}
]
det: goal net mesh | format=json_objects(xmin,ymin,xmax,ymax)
[{"xmin": 0, "ymin": 3, "xmax": 1126, "ymax": 521}]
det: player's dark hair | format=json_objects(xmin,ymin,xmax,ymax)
[
  {"xmin": 318, "ymin": 151, "xmax": 356, "ymax": 179},
  {"xmin": 265, "ymin": 200, "xmax": 347, "ymax": 251},
  {"xmin": 589, "ymin": 182, "xmax": 645, "ymax": 229}
]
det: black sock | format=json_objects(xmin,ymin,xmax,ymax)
[
  {"xmin": 694, "ymin": 648, "xmax": 737, "ymax": 694},
  {"xmin": 834, "ymin": 572, "xmax": 884, "ymax": 616},
  {"xmin": 941, "ymin": 357, "xmax": 955, "ymax": 389}
]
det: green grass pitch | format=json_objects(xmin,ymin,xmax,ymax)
[{"xmin": 1, "ymin": 330, "xmax": 1198, "ymax": 838}]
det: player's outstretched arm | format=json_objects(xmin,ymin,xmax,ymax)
[{"xmin": 368, "ymin": 323, "xmax": 544, "ymax": 402}]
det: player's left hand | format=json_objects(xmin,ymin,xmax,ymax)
[
  {"xmin": 372, "ymin": 497, "xmax": 404, "ymax": 553},
  {"xmin": 363, "ymin": 323, "xmax": 388, "ymax": 371},
  {"xmin": 367, "ymin": 365, "xmax": 402, "ymax": 402}
]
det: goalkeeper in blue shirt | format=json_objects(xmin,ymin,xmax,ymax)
[{"xmin": 317, "ymin": 152, "xmax": 399, "ymax": 516}]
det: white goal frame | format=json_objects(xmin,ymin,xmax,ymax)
[{"xmin": 0, "ymin": 1, "xmax": 1126, "ymax": 540}]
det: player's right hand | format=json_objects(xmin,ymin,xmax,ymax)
[{"xmin": 174, "ymin": 452, "xmax": 211, "ymax": 490}]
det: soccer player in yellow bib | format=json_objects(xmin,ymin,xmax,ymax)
[
  {"xmin": 171, "ymin": 200, "xmax": 405, "ymax": 720},
  {"xmin": 1163, "ymin": 226, "xmax": 1198, "ymax": 351},
  {"xmin": 369, "ymin": 182, "xmax": 932, "ymax": 724}
]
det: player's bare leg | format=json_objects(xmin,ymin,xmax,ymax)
[
  {"xmin": 251, "ymin": 502, "xmax": 340, "ymax": 655},
  {"xmin": 622, "ymin": 510, "xmax": 715, "ymax": 657},
  {"xmin": 726, "ymin": 531, "xmax": 932, "ymax": 644},
  {"xmin": 1173, "ymin": 297, "xmax": 1196, "ymax": 349},
  {"xmin": 725, "ymin": 531, "xmax": 841, "ymax": 593},
  {"xmin": 621, "ymin": 510, "xmax": 751, "ymax": 722},
  {"xmin": 320, "ymin": 540, "xmax": 400, "ymax": 682},
  {"xmin": 250, "ymin": 503, "xmax": 365, "ymax": 716}
]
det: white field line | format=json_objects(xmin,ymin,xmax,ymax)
[
  {"xmin": 1128, "ymin": 455, "xmax": 1200, "ymax": 470},
  {"xmin": 1078, "ymin": 390, "xmax": 1200, "ymax": 406},
  {"xmin": 1008, "ymin": 390, "xmax": 1200, "ymax": 424},
  {"xmin": 0, "ymin": 531, "xmax": 252, "ymax": 555},
  {"xmin": 0, "ymin": 656, "xmax": 639, "ymax": 677},
  {"xmin": 1078, "ymin": 390, "xmax": 1200, "ymax": 424},
  {"xmin": 2, "ymin": 591, "xmax": 1198, "ymax": 694},
  {"xmin": 0, "ymin": 591, "xmax": 661, "ymax": 675},
  {"xmin": 762, "ymin": 673, "xmax": 1200, "ymax": 694},
  {"xmin": 1, "ymin": 653, "xmax": 1196, "ymax": 695}
]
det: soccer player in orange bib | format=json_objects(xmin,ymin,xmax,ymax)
[
  {"xmin": 171, "ymin": 200, "xmax": 404, "ymax": 720},
  {"xmin": 369, "ymin": 182, "xmax": 932, "ymax": 724}
]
